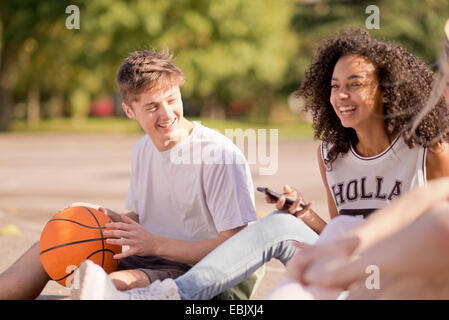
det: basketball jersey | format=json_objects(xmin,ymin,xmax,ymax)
[{"xmin": 321, "ymin": 136, "xmax": 427, "ymax": 219}]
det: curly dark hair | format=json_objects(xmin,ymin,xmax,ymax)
[{"xmin": 298, "ymin": 28, "xmax": 449, "ymax": 168}]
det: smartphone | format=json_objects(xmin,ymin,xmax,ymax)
[{"xmin": 256, "ymin": 187, "xmax": 306, "ymax": 209}]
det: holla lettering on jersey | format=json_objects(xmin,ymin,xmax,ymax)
[{"xmin": 331, "ymin": 176, "xmax": 402, "ymax": 207}]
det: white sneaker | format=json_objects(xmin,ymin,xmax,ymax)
[{"xmin": 70, "ymin": 260, "xmax": 181, "ymax": 300}]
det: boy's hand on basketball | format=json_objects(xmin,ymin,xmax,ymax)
[
  {"xmin": 98, "ymin": 207, "xmax": 122, "ymax": 222},
  {"xmin": 103, "ymin": 214, "xmax": 158, "ymax": 260}
]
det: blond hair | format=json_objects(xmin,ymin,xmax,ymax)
[{"xmin": 116, "ymin": 49, "xmax": 185, "ymax": 106}]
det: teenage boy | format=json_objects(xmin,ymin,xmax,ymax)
[{"xmin": 0, "ymin": 49, "xmax": 259, "ymax": 300}]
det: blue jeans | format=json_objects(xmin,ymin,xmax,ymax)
[{"xmin": 175, "ymin": 211, "xmax": 320, "ymax": 300}]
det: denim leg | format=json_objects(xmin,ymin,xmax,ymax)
[{"xmin": 175, "ymin": 211, "xmax": 319, "ymax": 300}]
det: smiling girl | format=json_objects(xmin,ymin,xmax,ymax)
[{"xmin": 281, "ymin": 28, "xmax": 449, "ymax": 222}]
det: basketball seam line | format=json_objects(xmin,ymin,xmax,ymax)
[
  {"xmin": 39, "ymin": 237, "xmax": 108, "ymax": 255},
  {"xmin": 45, "ymin": 218, "xmax": 104, "ymax": 230},
  {"xmin": 84, "ymin": 207, "xmax": 106, "ymax": 268}
]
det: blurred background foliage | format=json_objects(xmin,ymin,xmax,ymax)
[{"xmin": 0, "ymin": 0, "xmax": 448, "ymax": 133}]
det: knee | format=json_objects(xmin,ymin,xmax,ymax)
[
  {"xmin": 109, "ymin": 269, "xmax": 150, "ymax": 291},
  {"xmin": 257, "ymin": 211, "xmax": 318, "ymax": 242},
  {"xmin": 317, "ymin": 215, "xmax": 363, "ymax": 245},
  {"xmin": 330, "ymin": 215, "xmax": 361, "ymax": 225},
  {"xmin": 257, "ymin": 212, "xmax": 298, "ymax": 232},
  {"xmin": 260, "ymin": 211, "xmax": 299, "ymax": 226},
  {"xmin": 324, "ymin": 215, "xmax": 363, "ymax": 233},
  {"xmin": 109, "ymin": 271, "xmax": 129, "ymax": 291}
]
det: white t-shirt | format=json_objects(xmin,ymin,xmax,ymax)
[
  {"xmin": 125, "ymin": 122, "xmax": 257, "ymax": 241},
  {"xmin": 322, "ymin": 136, "xmax": 427, "ymax": 219}
]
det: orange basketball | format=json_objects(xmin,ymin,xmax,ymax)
[{"xmin": 39, "ymin": 206, "xmax": 122, "ymax": 287}]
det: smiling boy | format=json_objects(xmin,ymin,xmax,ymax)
[
  {"xmin": 90, "ymin": 49, "xmax": 259, "ymax": 291},
  {"xmin": 0, "ymin": 49, "xmax": 259, "ymax": 299}
]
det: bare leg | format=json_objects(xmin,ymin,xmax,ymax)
[
  {"xmin": 0, "ymin": 242, "xmax": 50, "ymax": 299},
  {"xmin": 108, "ymin": 269, "xmax": 150, "ymax": 291}
]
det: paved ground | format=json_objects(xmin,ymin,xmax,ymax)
[{"xmin": 0, "ymin": 132, "xmax": 328, "ymax": 300}]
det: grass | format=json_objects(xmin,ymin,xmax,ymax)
[
  {"xmin": 12, "ymin": 117, "xmax": 143, "ymax": 134},
  {"xmin": 11, "ymin": 117, "xmax": 314, "ymax": 139}
]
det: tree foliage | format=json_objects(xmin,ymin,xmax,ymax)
[{"xmin": 0, "ymin": 0, "xmax": 448, "ymax": 130}]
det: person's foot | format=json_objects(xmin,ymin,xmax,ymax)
[{"xmin": 70, "ymin": 260, "xmax": 181, "ymax": 300}]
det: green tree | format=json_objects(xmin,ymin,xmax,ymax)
[
  {"xmin": 0, "ymin": 0, "xmax": 70, "ymax": 130},
  {"xmin": 7, "ymin": 0, "xmax": 447, "ymax": 131},
  {"xmin": 288, "ymin": 0, "xmax": 449, "ymax": 88},
  {"xmin": 76, "ymin": 0, "xmax": 298, "ymax": 119},
  {"xmin": 2, "ymin": 0, "xmax": 299, "ymax": 128}
]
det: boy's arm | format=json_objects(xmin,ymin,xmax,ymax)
[
  {"xmin": 104, "ymin": 215, "xmax": 246, "ymax": 265},
  {"xmin": 152, "ymin": 225, "xmax": 247, "ymax": 265}
]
